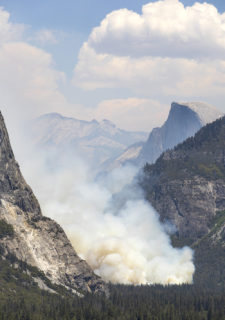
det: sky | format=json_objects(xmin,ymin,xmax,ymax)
[{"xmin": 0, "ymin": 0, "xmax": 225, "ymax": 133}]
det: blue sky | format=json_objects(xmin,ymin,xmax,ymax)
[
  {"xmin": 2, "ymin": 1, "xmax": 225, "ymax": 32},
  {"xmin": 0, "ymin": 0, "xmax": 225, "ymax": 132}
]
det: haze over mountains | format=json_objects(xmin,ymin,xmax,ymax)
[
  {"xmin": 15, "ymin": 99, "xmax": 221, "ymax": 287},
  {"xmin": 25, "ymin": 111, "xmax": 195, "ymax": 285},
  {"xmin": 0, "ymin": 108, "xmax": 196, "ymax": 287},
  {"xmin": 32, "ymin": 113, "xmax": 148, "ymax": 167},
  {"xmin": 31, "ymin": 102, "xmax": 223, "ymax": 177}
]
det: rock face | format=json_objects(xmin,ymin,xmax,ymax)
[
  {"xmin": 0, "ymin": 112, "xmax": 107, "ymax": 294},
  {"xmin": 105, "ymin": 102, "xmax": 223, "ymax": 170},
  {"xmin": 140, "ymin": 116, "xmax": 225, "ymax": 242},
  {"xmin": 31, "ymin": 113, "xmax": 148, "ymax": 168},
  {"xmin": 138, "ymin": 101, "xmax": 223, "ymax": 167}
]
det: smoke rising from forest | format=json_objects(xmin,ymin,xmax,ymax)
[{"xmin": 20, "ymin": 144, "xmax": 195, "ymax": 285}]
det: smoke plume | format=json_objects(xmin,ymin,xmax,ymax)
[{"xmin": 20, "ymin": 145, "xmax": 195, "ymax": 285}]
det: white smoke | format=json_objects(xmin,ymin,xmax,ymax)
[{"xmin": 21, "ymin": 144, "xmax": 195, "ymax": 285}]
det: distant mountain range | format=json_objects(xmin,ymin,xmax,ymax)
[
  {"xmin": 31, "ymin": 113, "xmax": 148, "ymax": 167},
  {"xmin": 103, "ymin": 102, "xmax": 223, "ymax": 170},
  {"xmin": 31, "ymin": 102, "xmax": 223, "ymax": 173}
]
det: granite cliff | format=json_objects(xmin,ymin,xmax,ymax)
[
  {"xmin": 104, "ymin": 102, "xmax": 223, "ymax": 171},
  {"xmin": 0, "ymin": 112, "xmax": 107, "ymax": 295}
]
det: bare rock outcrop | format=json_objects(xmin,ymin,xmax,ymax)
[{"xmin": 0, "ymin": 112, "xmax": 107, "ymax": 295}]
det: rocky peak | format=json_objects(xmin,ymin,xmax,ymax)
[
  {"xmin": 0, "ymin": 112, "xmax": 14, "ymax": 161},
  {"xmin": 103, "ymin": 101, "xmax": 223, "ymax": 171},
  {"xmin": 0, "ymin": 112, "xmax": 41, "ymax": 217},
  {"xmin": 137, "ymin": 101, "xmax": 223, "ymax": 166},
  {"xmin": 0, "ymin": 111, "xmax": 107, "ymax": 295},
  {"xmin": 174, "ymin": 101, "xmax": 223, "ymax": 126}
]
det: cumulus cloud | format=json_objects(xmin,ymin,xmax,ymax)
[
  {"xmin": 0, "ymin": 8, "xmax": 64, "ymax": 123},
  {"xmin": 0, "ymin": 7, "xmax": 80, "ymax": 130},
  {"xmin": 74, "ymin": 43, "xmax": 225, "ymax": 96},
  {"xmin": 0, "ymin": 7, "xmax": 25, "ymax": 45},
  {"xmin": 0, "ymin": 8, "xmax": 82, "ymax": 154},
  {"xmin": 88, "ymin": 0, "xmax": 225, "ymax": 59},
  {"xmin": 73, "ymin": 0, "xmax": 225, "ymax": 101},
  {"xmin": 0, "ymin": 41, "xmax": 70, "ymax": 151}
]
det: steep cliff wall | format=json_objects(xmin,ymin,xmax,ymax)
[
  {"xmin": 104, "ymin": 102, "xmax": 223, "ymax": 171},
  {"xmin": 137, "ymin": 101, "xmax": 223, "ymax": 167},
  {"xmin": 0, "ymin": 112, "xmax": 107, "ymax": 295}
]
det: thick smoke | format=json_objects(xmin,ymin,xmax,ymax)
[{"xmin": 20, "ymin": 145, "xmax": 195, "ymax": 285}]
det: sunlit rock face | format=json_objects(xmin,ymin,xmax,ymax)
[
  {"xmin": 104, "ymin": 102, "xmax": 223, "ymax": 170},
  {"xmin": 138, "ymin": 101, "xmax": 223, "ymax": 166},
  {"xmin": 0, "ymin": 111, "xmax": 107, "ymax": 295}
]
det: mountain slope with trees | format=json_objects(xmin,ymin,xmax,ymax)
[{"xmin": 140, "ymin": 116, "xmax": 225, "ymax": 288}]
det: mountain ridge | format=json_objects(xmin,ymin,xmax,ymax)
[{"xmin": 31, "ymin": 113, "xmax": 148, "ymax": 167}]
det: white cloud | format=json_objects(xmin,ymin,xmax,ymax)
[
  {"xmin": 0, "ymin": 40, "xmax": 79, "ymax": 161},
  {"xmin": 0, "ymin": 7, "xmax": 71, "ymax": 127},
  {"xmin": 0, "ymin": 10, "xmax": 81, "ymax": 153},
  {"xmin": 0, "ymin": 42, "xmax": 67, "ymax": 121},
  {"xmin": 94, "ymin": 98, "xmax": 169, "ymax": 131},
  {"xmin": 0, "ymin": 7, "xmax": 25, "ymax": 45},
  {"xmin": 73, "ymin": 0, "xmax": 225, "ymax": 102},
  {"xmin": 88, "ymin": 0, "xmax": 225, "ymax": 59},
  {"xmin": 73, "ymin": 43, "xmax": 225, "ymax": 97},
  {"xmin": 0, "ymin": 8, "xmax": 85, "ymax": 145}
]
